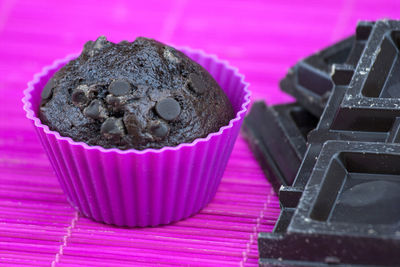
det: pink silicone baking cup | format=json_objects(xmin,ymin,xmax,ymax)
[{"xmin": 22, "ymin": 47, "xmax": 250, "ymax": 227}]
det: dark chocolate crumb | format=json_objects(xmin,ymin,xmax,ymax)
[
  {"xmin": 88, "ymin": 84, "xmax": 100, "ymax": 99},
  {"xmin": 93, "ymin": 36, "xmax": 107, "ymax": 50},
  {"xmin": 163, "ymin": 46, "xmax": 181, "ymax": 64}
]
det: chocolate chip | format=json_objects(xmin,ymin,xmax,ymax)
[
  {"xmin": 155, "ymin": 98, "xmax": 181, "ymax": 121},
  {"xmin": 123, "ymin": 114, "xmax": 141, "ymax": 138},
  {"xmin": 108, "ymin": 80, "xmax": 131, "ymax": 96},
  {"xmin": 84, "ymin": 100, "xmax": 107, "ymax": 120},
  {"xmin": 88, "ymin": 84, "xmax": 100, "ymax": 99},
  {"xmin": 119, "ymin": 40, "xmax": 129, "ymax": 45},
  {"xmin": 106, "ymin": 94, "xmax": 128, "ymax": 114},
  {"xmin": 188, "ymin": 73, "xmax": 205, "ymax": 94},
  {"xmin": 150, "ymin": 121, "xmax": 169, "ymax": 138},
  {"xmin": 106, "ymin": 95, "xmax": 120, "ymax": 106},
  {"xmin": 101, "ymin": 117, "xmax": 125, "ymax": 139},
  {"xmin": 41, "ymin": 79, "xmax": 55, "ymax": 100},
  {"xmin": 71, "ymin": 90, "xmax": 89, "ymax": 106}
]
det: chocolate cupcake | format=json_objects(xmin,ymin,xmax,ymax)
[
  {"xmin": 23, "ymin": 37, "xmax": 250, "ymax": 227},
  {"xmin": 39, "ymin": 37, "xmax": 234, "ymax": 150}
]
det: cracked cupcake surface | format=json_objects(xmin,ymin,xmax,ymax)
[{"xmin": 39, "ymin": 36, "xmax": 235, "ymax": 150}]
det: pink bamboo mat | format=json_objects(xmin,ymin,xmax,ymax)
[{"xmin": 0, "ymin": 0, "xmax": 399, "ymax": 266}]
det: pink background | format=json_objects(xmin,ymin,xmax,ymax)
[{"xmin": 0, "ymin": 0, "xmax": 399, "ymax": 266}]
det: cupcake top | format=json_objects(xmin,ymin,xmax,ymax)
[{"xmin": 39, "ymin": 36, "xmax": 234, "ymax": 150}]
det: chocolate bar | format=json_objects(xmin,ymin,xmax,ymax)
[
  {"xmin": 280, "ymin": 21, "xmax": 373, "ymax": 117},
  {"xmin": 242, "ymin": 102, "xmax": 318, "ymax": 193},
  {"xmin": 260, "ymin": 141, "xmax": 400, "ymax": 267},
  {"xmin": 243, "ymin": 21, "xmax": 375, "ymax": 195},
  {"xmin": 253, "ymin": 19, "xmax": 400, "ymax": 266}
]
